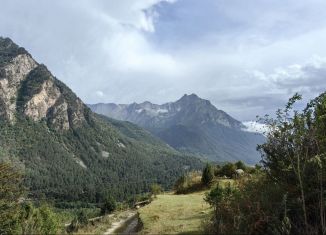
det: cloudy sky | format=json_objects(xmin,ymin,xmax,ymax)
[{"xmin": 1, "ymin": 0, "xmax": 326, "ymax": 121}]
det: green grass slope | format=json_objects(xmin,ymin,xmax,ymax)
[{"xmin": 139, "ymin": 191, "xmax": 211, "ymax": 235}]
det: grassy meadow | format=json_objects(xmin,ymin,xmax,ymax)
[{"xmin": 138, "ymin": 191, "xmax": 211, "ymax": 235}]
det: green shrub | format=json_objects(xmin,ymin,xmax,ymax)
[
  {"xmin": 204, "ymin": 182, "xmax": 239, "ymax": 234},
  {"xmin": 205, "ymin": 175, "xmax": 285, "ymax": 234},
  {"xmin": 19, "ymin": 203, "xmax": 60, "ymax": 235},
  {"xmin": 150, "ymin": 184, "xmax": 163, "ymax": 198},
  {"xmin": 77, "ymin": 210, "xmax": 88, "ymax": 226},
  {"xmin": 174, "ymin": 171, "xmax": 203, "ymax": 194},
  {"xmin": 219, "ymin": 162, "xmax": 236, "ymax": 178},
  {"xmin": 201, "ymin": 163, "xmax": 214, "ymax": 186},
  {"xmin": 101, "ymin": 195, "xmax": 117, "ymax": 215}
]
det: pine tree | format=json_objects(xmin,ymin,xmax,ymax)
[{"xmin": 202, "ymin": 163, "xmax": 214, "ymax": 186}]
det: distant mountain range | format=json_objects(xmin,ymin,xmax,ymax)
[
  {"xmin": 89, "ymin": 94, "xmax": 265, "ymax": 164},
  {"xmin": 0, "ymin": 37, "xmax": 203, "ymax": 203}
]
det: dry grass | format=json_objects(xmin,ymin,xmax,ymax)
[{"xmin": 138, "ymin": 191, "xmax": 211, "ymax": 235}]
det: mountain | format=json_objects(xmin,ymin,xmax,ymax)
[
  {"xmin": 0, "ymin": 37, "xmax": 203, "ymax": 204},
  {"xmin": 89, "ymin": 94, "xmax": 265, "ymax": 164}
]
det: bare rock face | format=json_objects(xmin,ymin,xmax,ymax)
[
  {"xmin": 0, "ymin": 37, "xmax": 89, "ymax": 130},
  {"xmin": 71, "ymin": 98, "xmax": 86, "ymax": 126},
  {"xmin": 24, "ymin": 79, "xmax": 61, "ymax": 121},
  {"xmin": 48, "ymin": 100, "xmax": 70, "ymax": 130},
  {"xmin": 0, "ymin": 54, "xmax": 37, "ymax": 121}
]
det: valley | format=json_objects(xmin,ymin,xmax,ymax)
[{"xmin": 2, "ymin": 7, "xmax": 326, "ymax": 233}]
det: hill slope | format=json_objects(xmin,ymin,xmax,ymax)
[
  {"xmin": 0, "ymin": 37, "xmax": 203, "ymax": 203},
  {"xmin": 89, "ymin": 94, "xmax": 265, "ymax": 164}
]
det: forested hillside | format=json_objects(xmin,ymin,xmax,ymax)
[{"xmin": 0, "ymin": 37, "xmax": 203, "ymax": 204}]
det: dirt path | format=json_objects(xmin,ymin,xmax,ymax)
[{"xmin": 104, "ymin": 211, "xmax": 138, "ymax": 235}]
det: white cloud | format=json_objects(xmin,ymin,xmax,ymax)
[
  {"xmin": 85, "ymin": 0, "xmax": 174, "ymax": 32},
  {"xmin": 95, "ymin": 91, "xmax": 105, "ymax": 97},
  {"xmin": 251, "ymin": 56, "xmax": 326, "ymax": 94},
  {"xmin": 101, "ymin": 29, "xmax": 180, "ymax": 75}
]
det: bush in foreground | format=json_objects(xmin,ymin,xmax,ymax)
[{"xmin": 205, "ymin": 92, "xmax": 326, "ymax": 234}]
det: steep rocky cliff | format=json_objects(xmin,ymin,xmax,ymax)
[
  {"xmin": 0, "ymin": 37, "xmax": 88, "ymax": 130},
  {"xmin": 0, "ymin": 53, "xmax": 37, "ymax": 121}
]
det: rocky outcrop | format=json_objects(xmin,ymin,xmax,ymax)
[
  {"xmin": 47, "ymin": 99, "xmax": 70, "ymax": 130},
  {"xmin": 0, "ymin": 54, "xmax": 37, "ymax": 121},
  {"xmin": 0, "ymin": 37, "xmax": 89, "ymax": 130},
  {"xmin": 24, "ymin": 79, "xmax": 61, "ymax": 121},
  {"xmin": 70, "ymin": 98, "xmax": 86, "ymax": 126}
]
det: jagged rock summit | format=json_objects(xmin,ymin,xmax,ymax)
[
  {"xmin": 90, "ymin": 94, "xmax": 266, "ymax": 164},
  {"xmin": 90, "ymin": 93, "xmax": 244, "ymax": 130}
]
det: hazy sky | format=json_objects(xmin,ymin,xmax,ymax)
[{"xmin": 1, "ymin": 0, "xmax": 326, "ymax": 120}]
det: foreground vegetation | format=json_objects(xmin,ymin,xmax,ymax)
[
  {"xmin": 0, "ymin": 163, "xmax": 62, "ymax": 234},
  {"xmin": 203, "ymin": 92, "xmax": 326, "ymax": 234}
]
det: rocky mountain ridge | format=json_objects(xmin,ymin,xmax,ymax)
[
  {"xmin": 90, "ymin": 94, "xmax": 244, "ymax": 131},
  {"xmin": 90, "ymin": 94, "xmax": 265, "ymax": 164}
]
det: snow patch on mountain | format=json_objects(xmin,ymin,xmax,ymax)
[{"xmin": 157, "ymin": 108, "xmax": 168, "ymax": 114}]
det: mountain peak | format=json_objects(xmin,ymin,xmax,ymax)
[
  {"xmin": 140, "ymin": 101, "xmax": 153, "ymax": 106},
  {"xmin": 90, "ymin": 93, "xmax": 243, "ymax": 130},
  {"xmin": 0, "ymin": 37, "xmax": 15, "ymax": 48},
  {"xmin": 176, "ymin": 93, "xmax": 214, "ymax": 109},
  {"xmin": 0, "ymin": 37, "xmax": 26, "ymax": 54},
  {"xmin": 180, "ymin": 93, "xmax": 200, "ymax": 100},
  {"xmin": 89, "ymin": 94, "xmax": 264, "ymax": 164},
  {"xmin": 0, "ymin": 37, "xmax": 90, "ymax": 130},
  {"xmin": 0, "ymin": 37, "xmax": 29, "ymax": 65}
]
